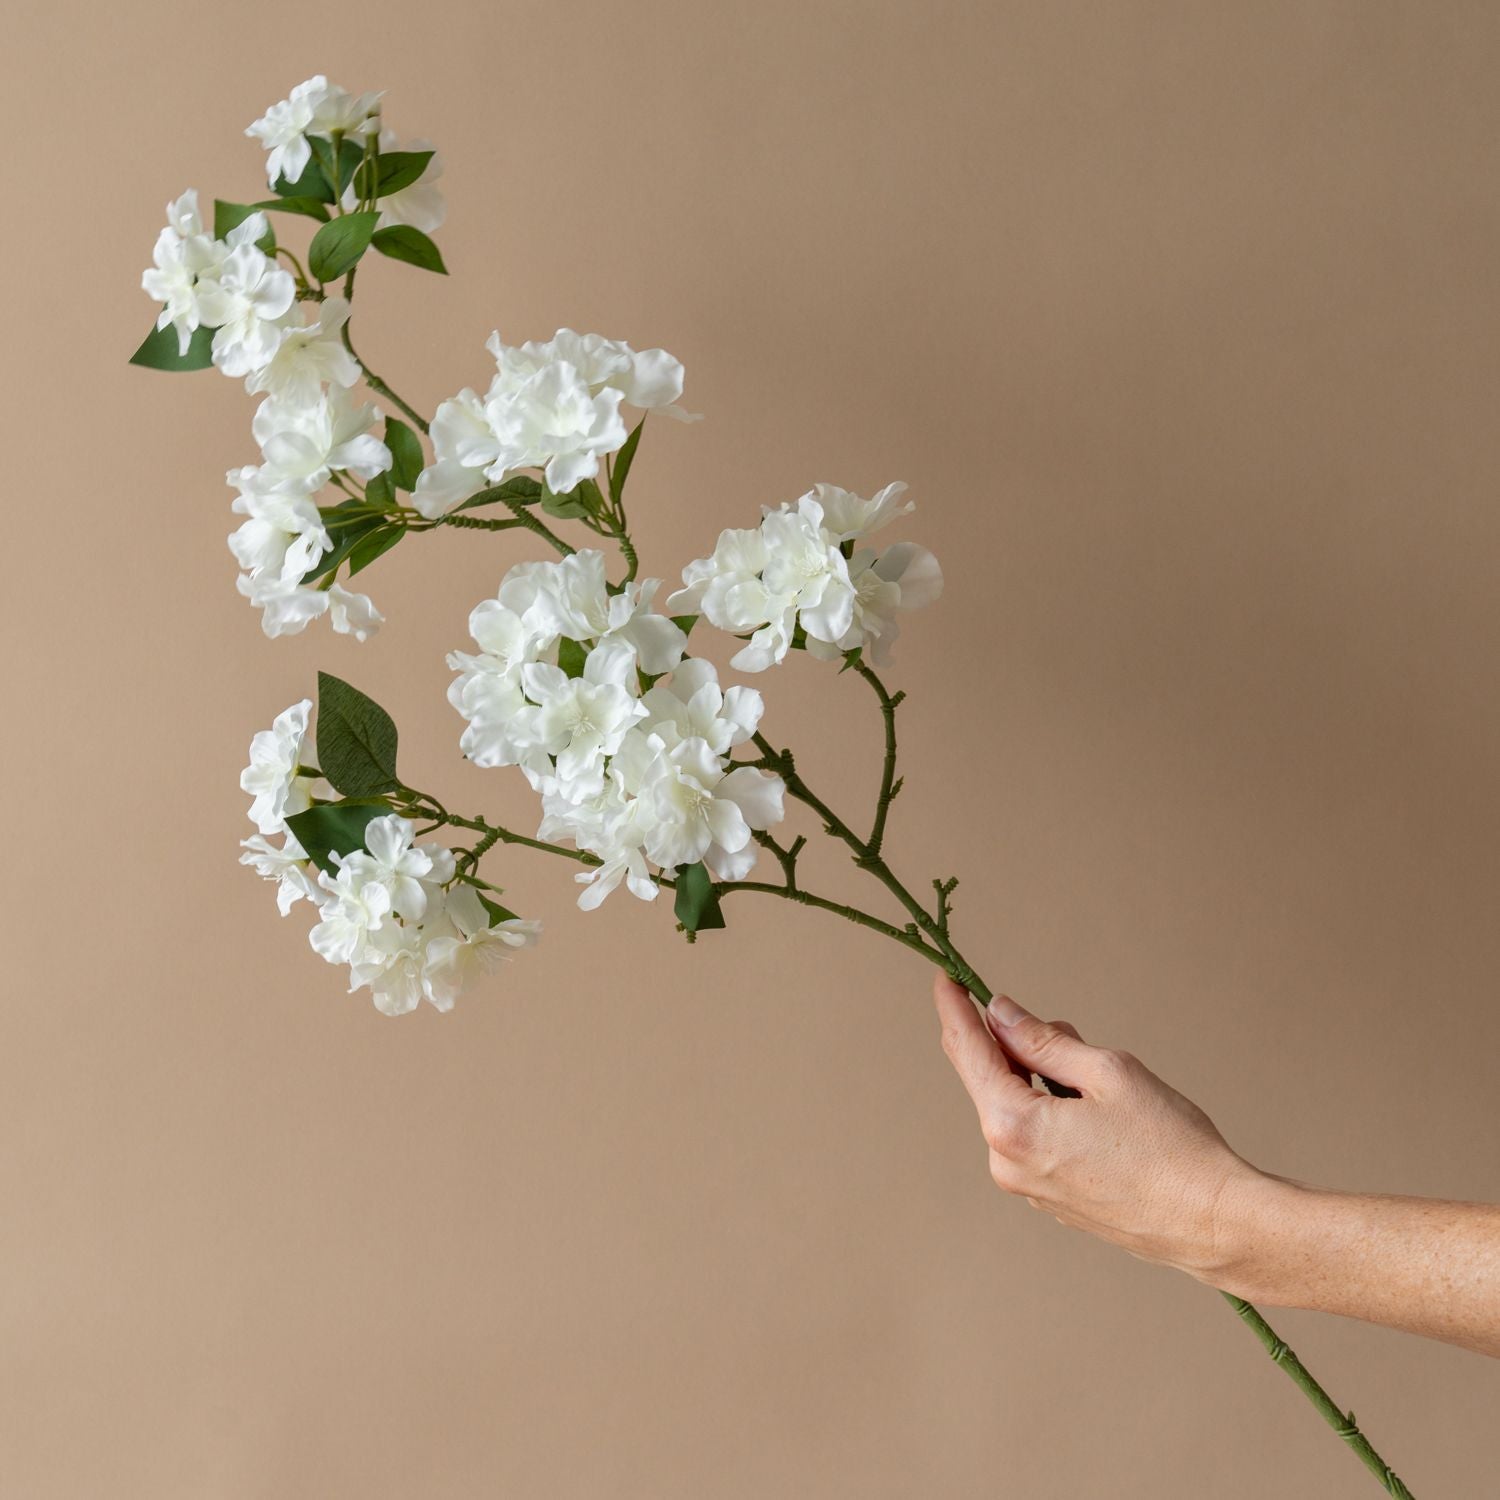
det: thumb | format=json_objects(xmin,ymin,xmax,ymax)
[{"xmin": 985, "ymin": 995, "xmax": 1101, "ymax": 1091}]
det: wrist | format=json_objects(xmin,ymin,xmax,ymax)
[{"xmin": 1178, "ymin": 1163, "xmax": 1309, "ymax": 1299}]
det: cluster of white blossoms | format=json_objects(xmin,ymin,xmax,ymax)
[
  {"xmin": 140, "ymin": 78, "xmax": 450, "ymax": 640},
  {"xmin": 447, "ymin": 550, "xmax": 787, "ymax": 907},
  {"xmin": 668, "ymin": 483, "xmax": 943, "ymax": 672},
  {"xmin": 238, "ymin": 700, "xmax": 540, "ymax": 1015},
  {"xmin": 413, "ymin": 329, "xmax": 697, "ymax": 518}
]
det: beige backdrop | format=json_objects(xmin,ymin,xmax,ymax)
[{"xmin": 3, "ymin": 2, "xmax": 1499, "ymax": 1495}]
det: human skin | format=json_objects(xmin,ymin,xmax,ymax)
[{"xmin": 933, "ymin": 975, "xmax": 1500, "ymax": 1358}]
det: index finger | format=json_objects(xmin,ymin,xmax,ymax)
[{"xmin": 933, "ymin": 974, "xmax": 1038, "ymax": 1120}]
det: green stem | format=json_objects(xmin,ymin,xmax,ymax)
[
  {"xmin": 853, "ymin": 661, "xmax": 904, "ymax": 855},
  {"xmin": 439, "ymin": 515, "xmax": 527, "ymax": 533},
  {"xmin": 502, "ymin": 498, "xmax": 576, "ymax": 556},
  {"xmin": 418, "ymin": 805, "xmax": 598, "ymax": 867},
  {"xmin": 339, "ymin": 265, "xmax": 431, "ymax": 434},
  {"xmin": 716, "ymin": 879, "xmax": 948, "ymax": 961},
  {"xmin": 1222, "ymin": 1295, "xmax": 1414, "ymax": 1497}
]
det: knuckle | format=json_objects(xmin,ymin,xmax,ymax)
[
  {"xmin": 939, "ymin": 1025, "xmax": 964, "ymax": 1061},
  {"xmin": 982, "ymin": 1103, "xmax": 1036, "ymax": 1158},
  {"xmin": 988, "ymin": 1151, "xmax": 1025, "ymax": 1194},
  {"xmin": 1095, "ymin": 1047, "xmax": 1134, "ymax": 1082}
]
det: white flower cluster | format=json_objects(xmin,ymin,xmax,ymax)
[
  {"xmin": 238, "ymin": 700, "xmax": 539, "ymax": 1015},
  {"xmin": 447, "ymin": 550, "xmax": 786, "ymax": 907},
  {"xmin": 669, "ymin": 483, "xmax": 943, "ymax": 671},
  {"xmin": 414, "ymin": 329, "xmax": 697, "ymax": 518},
  {"xmin": 141, "ymin": 191, "xmax": 298, "ymax": 371},
  {"xmin": 140, "ymin": 79, "xmax": 450, "ymax": 641},
  {"xmin": 244, "ymin": 75, "xmax": 383, "ymax": 188}
]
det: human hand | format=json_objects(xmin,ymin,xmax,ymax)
[{"xmin": 933, "ymin": 974, "xmax": 1267, "ymax": 1284}]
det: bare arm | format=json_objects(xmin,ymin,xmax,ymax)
[{"xmin": 933, "ymin": 975, "xmax": 1500, "ymax": 1357}]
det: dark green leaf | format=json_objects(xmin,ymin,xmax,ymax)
[
  {"xmin": 272, "ymin": 154, "xmax": 335, "ymax": 203},
  {"xmin": 255, "ymin": 194, "xmax": 331, "ymax": 222},
  {"xmin": 541, "ymin": 477, "xmax": 605, "ymax": 520},
  {"xmin": 610, "ymin": 419, "xmax": 645, "ymax": 507},
  {"xmin": 670, "ymin": 614, "xmax": 698, "ymax": 637},
  {"xmin": 308, "ymin": 211, "xmax": 379, "ymax": 283},
  {"xmin": 369, "ymin": 225, "xmax": 448, "ymax": 274},
  {"xmin": 285, "ymin": 800, "xmax": 391, "ymax": 876},
  {"xmin": 354, "ymin": 150, "xmax": 435, "ymax": 199},
  {"xmin": 385, "ymin": 418, "xmax": 424, "ymax": 491},
  {"xmin": 478, "ymin": 893, "xmax": 520, "ymax": 926},
  {"xmin": 129, "ymin": 321, "xmax": 215, "ymax": 371},
  {"xmin": 452, "ymin": 476, "xmax": 542, "ymax": 513},
  {"xmin": 363, "ymin": 471, "xmax": 396, "ymax": 509},
  {"xmin": 301, "ymin": 513, "xmax": 384, "ymax": 583},
  {"xmin": 557, "ymin": 638, "xmax": 588, "ymax": 679},
  {"xmin": 213, "ymin": 200, "xmax": 276, "ymax": 251},
  {"xmin": 674, "ymin": 861, "xmax": 726, "ymax": 933},
  {"xmin": 315, "ymin": 672, "xmax": 400, "ymax": 796},
  {"xmin": 347, "ymin": 525, "xmax": 404, "ymax": 577}
]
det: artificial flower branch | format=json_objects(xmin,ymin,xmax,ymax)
[{"xmin": 133, "ymin": 75, "xmax": 1416, "ymax": 1497}]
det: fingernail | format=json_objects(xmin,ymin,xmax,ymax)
[{"xmin": 987, "ymin": 995, "xmax": 1031, "ymax": 1030}]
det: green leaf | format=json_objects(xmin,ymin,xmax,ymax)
[
  {"xmin": 557, "ymin": 637, "xmax": 589, "ymax": 679},
  {"xmin": 670, "ymin": 614, "xmax": 698, "ymax": 637},
  {"xmin": 302, "ymin": 510, "xmax": 384, "ymax": 583},
  {"xmin": 308, "ymin": 211, "xmax": 379, "ymax": 283},
  {"xmin": 674, "ymin": 861, "xmax": 726, "ymax": 933},
  {"xmin": 610, "ymin": 419, "xmax": 645, "ymax": 507},
  {"xmin": 363, "ymin": 471, "xmax": 396, "ymax": 509},
  {"xmin": 385, "ymin": 417, "xmax": 424, "ymax": 491},
  {"xmin": 213, "ymin": 200, "xmax": 275, "ymax": 251},
  {"xmin": 285, "ymin": 800, "xmax": 391, "ymax": 876},
  {"xmin": 315, "ymin": 672, "xmax": 400, "ymax": 796},
  {"xmin": 354, "ymin": 150, "xmax": 435, "ymax": 199},
  {"xmin": 370, "ymin": 224, "xmax": 448, "ymax": 274},
  {"xmin": 452, "ymin": 475, "xmax": 542, "ymax": 513},
  {"xmin": 347, "ymin": 525, "xmax": 403, "ymax": 577},
  {"xmin": 272, "ymin": 154, "xmax": 335, "ymax": 203},
  {"xmin": 129, "ymin": 321, "xmax": 215, "ymax": 371},
  {"xmin": 255, "ymin": 195, "xmax": 330, "ymax": 222},
  {"xmin": 541, "ymin": 477, "xmax": 605, "ymax": 520},
  {"xmin": 478, "ymin": 893, "xmax": 520, "ymax": 926}
]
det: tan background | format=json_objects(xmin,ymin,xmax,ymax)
[{"xmin": 2, "ymin": 1, "xmax": 1498, "ymax": 1494}]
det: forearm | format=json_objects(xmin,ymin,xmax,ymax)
[{"xmin": 1205, "ymin": 1173, "xmax": 1500, "ymax": 1356}]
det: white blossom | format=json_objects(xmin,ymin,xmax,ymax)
[
  {"xmin": 412, "ymin": 388, "xmax": 491, "ymax": 518},
  {"xmin": 246, "ymin": 76, "xmax": 382, "ymax": 187},
  {"xmin": 140, "ymin": 189, "xmax": 224, "ymax": 354},
  {"xmin": 419, "ymin": 887, "xmax": 541, "ymax": 1011},
  {"xmin": 671, "ymin": 484, "xmax": 939, "ymax": 671},
  {"xmin": 227, "ymin": 465, "xmax": 330, "ymax": 582},
  {"xmin": 192, "ymin": 215, "xmax": 296, "ymax": 377},
  {"xmin": 483, "ymin": 358, "xmax": 627, "ymax": 493},
  {"xmin": 239, "ymin": 832, "xmax": 320, "ymax": 915},
  {"xmin": 309, "ymin": 866, "xmax": 392, "ymax": 965},
  {"xmin": 244, "ymin": 297, "xmax": 360, "ymax": 404},
  {"xmin": 240, "ymin": 699, "xmax": 316, "ymax": 835},
  {"xmin": 485, "ymin": 328, "xmax": 698, "ymax": 422},
  {"xmin": 235, "ymin": 574, "xmax": 383, "ymax": 641},
  {"xmin": 252, "ymin": 388, "xmax": 392, "ymax": 488},
  {"xmin": 336, "ymin": 814, "xmax": 452, "ymax": 922}
]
